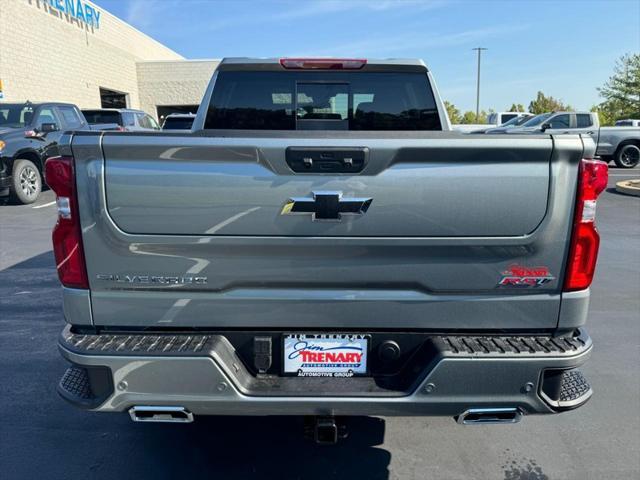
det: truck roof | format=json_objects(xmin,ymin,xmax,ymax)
[
  {"xmin": 218, "ymin": 57, "xmax": 429, "ymax": 72},
  {"xmin": 548, "ymin": 111, "xmax": 594, "ymax": 115},
  {"xmin": 0, "ymin": 101, "xmax": 78, "ymax": 108},
  {"xmin": 81, "ymin": 108, "xmax": 145, "ymax": 113}
]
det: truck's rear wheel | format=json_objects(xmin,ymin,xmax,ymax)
[
  {"xmin": 614, "ymin": 144, "xmax": 640, "ymax": 169},
  {"xmin": 10, "ymin": 159, "xmax": 42, "ymax": 204}
]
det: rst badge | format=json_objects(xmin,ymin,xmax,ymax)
[
  {"xmin": 498, "ymin": 265, "xmax": 555, "ymax": 287},
  {"xmin": 284, "ymin": 334, "xmax": 368, "ymax": 377}
]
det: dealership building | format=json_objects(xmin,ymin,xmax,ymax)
[{"xmin": 0, "ymin": 0, "xmax": 218, "ymax": 120}]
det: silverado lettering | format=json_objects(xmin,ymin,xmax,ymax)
[{"xmin": 95, "ymin": 274, "xmax": 208, "ymax": 285}]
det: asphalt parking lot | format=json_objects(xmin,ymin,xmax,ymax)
[{"xmin": 0, "ymin": 168, "xmax": 638, "ymax": 480}]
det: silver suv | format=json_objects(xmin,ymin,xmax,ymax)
[{"xmin": 82, "ymin": 108, "xmax": 160, "ymax": 132}]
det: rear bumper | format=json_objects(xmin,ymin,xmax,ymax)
[{"xmin": 58, "ymin": 326, "xmax": 593, "ymax": 417}]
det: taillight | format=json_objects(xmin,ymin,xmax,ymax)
[
  {"xmin": 279, "ymin": 58, "xmax": 367, "ymax": 70},
  {"xmin": 44, "ymin": 156, "xmax": 88, "ymax": 289},
  {"xmin": 564, "ymin": 159, "xmax": 608, "ymax": 291}
]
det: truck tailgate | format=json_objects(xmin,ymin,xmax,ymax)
[{"xmin": 74, "ymin": 132, "xmax": 584, "ymax": 330}]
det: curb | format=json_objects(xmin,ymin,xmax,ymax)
[{"xmin": 615, "ymin": 179, "xmax": 640, "ymax": 197}]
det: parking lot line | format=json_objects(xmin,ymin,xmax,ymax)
[{"xmin": 32, "ymin": 201, "xmax": 56, "ymax": 209}]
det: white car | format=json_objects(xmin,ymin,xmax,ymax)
[
  {"xmin": 487, "ymin": 111, "xmax": 531, "ymax": 126},
  {"xmin": 615, "ymin": 119, "xmax": 640, "ymax": 127}
]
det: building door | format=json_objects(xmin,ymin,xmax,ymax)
[{"xmin": 100, "ymin": 87, "xmax": 128, "ymax": 108}]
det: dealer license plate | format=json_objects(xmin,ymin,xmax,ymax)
[{"xmin": 283, "ymin": 334, "xmax": 368, "ymax": 377}]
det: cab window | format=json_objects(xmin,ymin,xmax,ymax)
[
  {"xmin": 136, "ymin": 113, "xmax": 158, "ymax": 129},
  {"xmin": 548, "ymin": 114, "xmax": 570, "ymax": 129},
  {"xmin": 58, "ymin": 106, "xmax": 84, "ymax": 129},
  {"xmin": 576, "ymin": 114, "xmax": 593, "ymax": 128},
  {"xmin": 145, "ymin": 115, "xmax": 159, "ymax": 129},
  {"xmin": 122, "ymin": 112, "xmax": 136, "ymax": 127},
  {"xmin": 35, "ymin": 108, "xmax": 58, "ymax": 129}
]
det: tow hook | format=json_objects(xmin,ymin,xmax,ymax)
[{"xmin": 304, "ymin": 416, "xmax": 348, "ymax": 444}]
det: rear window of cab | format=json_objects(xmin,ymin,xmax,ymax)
[
  {"xmin": 83, "ymin": 110, "xmax": 122, "ymax": 125},
  {"xmin": 205, "ymin": 71, "xmax": 442, "ymax": 131}
]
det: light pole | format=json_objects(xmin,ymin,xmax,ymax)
[{"xmin": 472, "ymin": 47, "xmax": 487, "ymax": 123}]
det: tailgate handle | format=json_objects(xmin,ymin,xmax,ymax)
[{"xmin": 286, "ymin": 147, "xmax": 367, "ymax": 174}]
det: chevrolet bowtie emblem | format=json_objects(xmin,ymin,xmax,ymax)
[{"xmin": 281, "ymin": 191, "xmax": 373, "ymax": 221}]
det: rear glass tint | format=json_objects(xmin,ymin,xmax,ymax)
[
  {"xmin": 297, "ymin": 83, "xmax": 349, "ymax": 121},
  {"xmin": 163, "ymin": 117, "xmax": 195, "ymax": 130},
  {"xmin": 205, "ymin": 71, "xmax": 441, "ymax": 131},
  {"xmin": 83, "ymin": 110, "xmax": 121, "ymax": 125}
]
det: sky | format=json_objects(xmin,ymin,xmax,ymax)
[{"xmin": 98, "ymin": 0, "xmax": 640, "ymax": 113}]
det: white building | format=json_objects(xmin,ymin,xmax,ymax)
[{"xmin": 0, "ymin": 0, "xmax": 218, "ymax": 120}]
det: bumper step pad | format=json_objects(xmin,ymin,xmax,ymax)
[
  {"xmin": 57, "ymin": 365, "xmax": 113, "ymax": 409},
  {"xmin": 60, "ymin": 366, "xmax": 93, "ymax": 400},
  {"xmin": 61, "ymin": 328, "xmax": 591, "ymax": 358},
  {"xmin": 62, "ymin": 331, "xmax": 212, "ymax": 355},
  {"xmin": 560, "ymin": 370, "xmax": 592, "ymax": 404},
  {"xmin": 541, "ymin": 368, "xmax": 592, "ymax": 411},
  {"xmin": 438, "ymin": 331, "xmax": 590, "ymax": 356}
]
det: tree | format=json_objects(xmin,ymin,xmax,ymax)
[
  {"xmin": 443, "ymin": 100, "xmax": 461, "ymax": 124},
  {"xmin": 460, "ymin": 110, "xmax": 488, "ymax": 124},
  {"xmin": 460, "ymin": 111, "xmax": 477, "ymax": 124},
  {"xmin": 508, "ymin": 103, "xmax": 526, "ymax": 112},
  {"xmin": 590, "ymin": 105, "xmax": 616, "ymax": 127},
  {"xmin": 596, "ymin": 53, "xmax": 640, "ymax": 122},
  {"xmin": 528, "ymin": 91, "xmax": 573, "ymax": 114}
]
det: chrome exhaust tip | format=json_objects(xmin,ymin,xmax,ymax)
[
  {"xmin": 456, "ymin": 407, "xmax": 522, "ymax": 425},
  {"xmin": 129, "ymin": 406, "xmax": 194, "ymax": 423}
]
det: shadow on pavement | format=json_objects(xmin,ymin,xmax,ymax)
[
  {"xmin": 605, "ymin": 186, "xmax": 639, "ymax": 197},
  {"xmin": 109, "ymin": 415, "xmax": 390, "ymax": 479},
  {"xmin": 0, "ymin": 252, "xmax": 391, "ymax": 480},
  {"xmin": 0, "ymin": 196, "xmax": 34, "ymax": 207}
]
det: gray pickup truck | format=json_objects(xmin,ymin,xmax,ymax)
[
  {"xmin": 504, "ymin": 111, "xmax": 640, "ymax": 168},
  {"xmin": 48, "ymin": 58, "xmax": 607, "ymax": 443}
]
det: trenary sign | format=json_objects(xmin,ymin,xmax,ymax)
[{"xmin": 46, "ymin": 0, "xmax": 101, "ymax": 29}]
